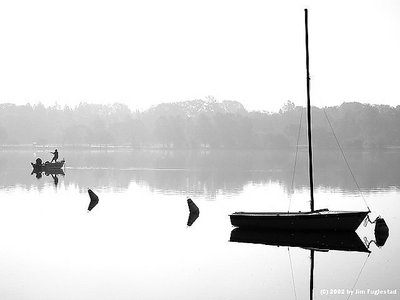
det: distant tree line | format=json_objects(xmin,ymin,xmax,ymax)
[{"xmin": 0, "ymin": 100, "xmax": 399, "ymax": 149}]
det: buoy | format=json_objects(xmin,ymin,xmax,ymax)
[
  {"xmin": 88, "ymin": 189, "xmax": 99, "ymax": 212},
  {"xmin": 374, "ymin": 218, "xmax": 389, "ymax": 247},
  {"xmin": 187, "ymin": 198, "xmax": 200, "ymax": 226}
]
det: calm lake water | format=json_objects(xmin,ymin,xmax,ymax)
[{"xmin": 0, "ymin": 149, "xmax": 399, "ymax": 299}]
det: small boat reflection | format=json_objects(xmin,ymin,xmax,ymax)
[
  {"xmin": 230, "ymin": 229, "xmax": 370, "ymax": 253},
  {"xmin": 31, "ymin": 169, "xmax": 65, "ymax": 185},
  {"xmin": 51, "ymin": 174, "xmax": 59, "ymax": 186}
]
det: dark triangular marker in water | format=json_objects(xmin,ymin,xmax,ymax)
[
  {"xmin": 87, "ymin": 189, "xmax": 99, "ymax": 212},
  {"xmin": 187, "ymin": 198, "xmax": 200, "ymax": 226}
]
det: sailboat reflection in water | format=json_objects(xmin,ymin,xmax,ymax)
[
  {"xmin": 230, "ymin": 224, "xmax": 389, "ymax": 254},
  {"xmin": 230, "ymin": 224, "xmax": 389, "ymax": 300}
]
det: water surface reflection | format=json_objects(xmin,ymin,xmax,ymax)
[
  {"xmin": 0, "ymin": 149, "xmax": 398, "ymax": 299},
  {"xmin": 2, "ymin": 149, "xmax": 400, "ymax": 196}
]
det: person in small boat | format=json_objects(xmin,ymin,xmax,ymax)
[{"xmin": 50, "ymin": 149, "xmax": 59, "ymax": 163}]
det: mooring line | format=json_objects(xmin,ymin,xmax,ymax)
[{"xmin": 323, "ymin": 108, "xmax": 371, "ymax": 212}]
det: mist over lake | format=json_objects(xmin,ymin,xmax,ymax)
[
  {"xmin": 3, "ymin": 148, "xmax": 400, "ymax": 195},
  {"xmin": 0, "ymin": 148, "xmax": 398, "ymax": 299},
  {"xmin": 1, "ymin": 101, "xmax": 400, "ymax": 150}
]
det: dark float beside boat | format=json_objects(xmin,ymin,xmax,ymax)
[{"xmin": 230, "ymin": 9, "xmax": 370, "ymax": 232}]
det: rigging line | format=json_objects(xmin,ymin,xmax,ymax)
[
  {"xmin": 346, "ymin": 253, "xmax": 371, "ymax": 300},
  {"xmin": 287, "ymin": 248, "xmax": 298, "ymax": 300},
  {"xmin": 322, "ymin": 108, "xmax": 371, "ymax": 212},
  {"xmin": 288, "ymin": 107, "xmax": 304, "ymax": 213}
]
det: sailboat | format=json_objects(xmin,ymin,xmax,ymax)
[{"xmin": 230, "ymin": 9, "xmax": 370, "ymax": 232}]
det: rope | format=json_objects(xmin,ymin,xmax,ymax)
[
  {"xmin": 288, "ymin": 108, "xmax": 304, "ymax": 212},
  {"xmin": 287, "ymin": 248, "xmax": 298, "ymax": 300},
  {"xmin": 363, "ymin": 215, "xmax": 381, "ymax": 227},
  {"xmin": 346, "ymin": 253, "xmax": 371, "ymax": 300},
  {"xmin": 364, "ymin": 237, "xmax": 378, "ymax": 249},
  {"xmin": 322, "ymin": 109, "xmax": 371, "ymax": 212}
]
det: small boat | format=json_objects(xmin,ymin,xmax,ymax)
[
  {"xmin": 31, "ymin": 158, "xmax": 65, "ymax": 171},
  {"xmin": 230, "ymin": 9, "xmax": 370, "ymax": 232}
]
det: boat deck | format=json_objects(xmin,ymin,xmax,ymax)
[{"xmin": 230, "ymin": 209, "xmax": 369, "ymax": 217}]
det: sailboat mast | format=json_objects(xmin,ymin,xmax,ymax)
[{"xmin": 304, "ymin": 8, "xmax": 315, "ymax": 212}]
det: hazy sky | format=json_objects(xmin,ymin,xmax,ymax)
[{"xmin": 0, "ymin": 0, "xmax": 399, "ymax": 112}]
